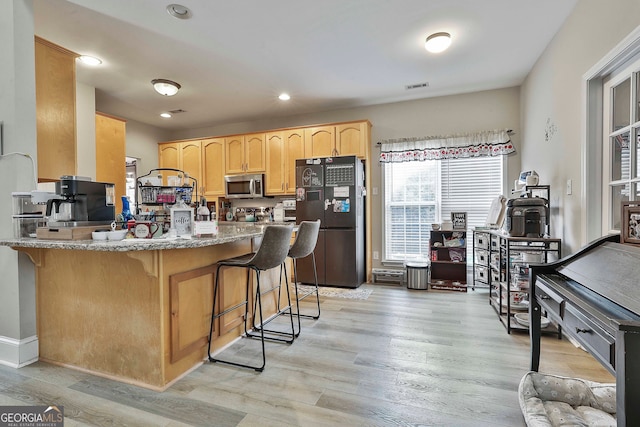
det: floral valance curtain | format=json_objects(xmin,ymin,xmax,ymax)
[{"xmin": 378, "ymin": 129, "xmax": 514, "ymax": 163}]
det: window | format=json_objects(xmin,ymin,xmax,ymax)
[
  {"xmin": 602, "ymin": 59, "xmax": 640, "ymax": 231},
  {"xmin": 383, "ymin": 156, "xmax": 503, "ymax": 261}
]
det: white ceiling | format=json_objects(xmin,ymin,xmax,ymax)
[{"xmin": 33, "ymin": 0, "xmax": 577, "ymax": 131}]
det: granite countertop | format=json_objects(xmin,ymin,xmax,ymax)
[{"xmin": 0, "ymin": 223, "xmax": 295, "ymax": 252}]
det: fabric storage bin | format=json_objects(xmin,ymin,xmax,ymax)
[
  {"xmin": 490, "ymin": 235, "xmax": 500, "ymax": 249},
  {"xmin": 475, "ymin": 249, "xmax": 488, "ymax": 265},
  {"xmin": 475, "ymin": 265, "xmax": 488, "ymax": 284},
  {"xmin": 474, "ymin": 232, "xmax": 489, "ymax": 249}
]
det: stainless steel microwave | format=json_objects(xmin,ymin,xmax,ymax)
[{"xmin": 224, "ymin": 174, "xmax": 264, "ymax": 199}]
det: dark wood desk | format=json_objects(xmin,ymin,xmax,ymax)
[{"xmin": 529, "ymin": 234, "xmax": 640, "ymax": 426}]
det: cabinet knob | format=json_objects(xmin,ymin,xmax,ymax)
[
  {"xmin": 575, "ymin": 327, "xmax": 591, "ymax": 334},
  {"xmin": 540, "ymin": 295, "xmax": 551, "ymax": 300}
]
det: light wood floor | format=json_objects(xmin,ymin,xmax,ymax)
[{"xmin": 0, "ymin": 283, "xmax": 613, "ymax": 426}]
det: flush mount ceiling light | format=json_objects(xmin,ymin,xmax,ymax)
[
  {"xmin": 425, "ymin": 32, "xmax": 452, "ymax": 53},
  {"xmin": 77, "ymin": 55, "xmax": 102, "ymax": 66},
  {"xmin": 278, "ymin": 93, "xmax": 291, "ymax": 101},
  {"xmin": 166, "ymin": 4, "xmax": 192, "ymax": 19},
  {"xmin": 160, "ymin": 112, "xmax": 172, "ymax": 118},
  {"xmin": 151, "ymin": 79, "xmax": 181, "ymax": 96}
]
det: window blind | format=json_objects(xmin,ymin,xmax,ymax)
[{"xmin": 384, "ymin": 156, "xmax": 503, "ymax": 262}]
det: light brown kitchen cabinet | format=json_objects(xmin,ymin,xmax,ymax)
[
  {"xmin": 304, "ymin": 121, "xmax": 370, "ymax": 159},
  {"xmin": 201, "ymin": 138, "xmax": 225, "ymax": 197},
  {"xmin": 225, "ymin": 136, "xmax": 244, "ymax": 174},
  {"xmin": 336, "ymin": 121, "xmax": 370, "ymax": 158},
  {"xmin": 283, "ymin": 129, "xmax": 305, "ymax": 194},
  {"xmin": 158, "ymin": 140, "xmax": 203, "ymax": 197},
  {"xmin": 159, "ymin": 120, "xmax": 369, "ymax": 197},
  {"xmin": 304, "ymin": 126, "xmax": 335, "ymax": 158},
  {"xmin": 265, "ymin": 132, "xmax": 285, "ymax": 194},
  {"xmin": 35, "ymin": 37, "xmax": 77, "ymax": 181},
  {"xmin": 225, "ymin": 133, "xmax": 265, "ymax": 174},
  {"xmin": 180, "ymin": 140, "xmax": 202, "ymax": 194},
  {"xmin": 95, "ymin": 113, "xmax": 126, "ymax": 213},
  {"xmin": 266, "ymin": 129, "xmax": 306, "ymax": 195},
  {"xmin": 159, "ymin": 143, "xmax": 180, "ymax": 171}
]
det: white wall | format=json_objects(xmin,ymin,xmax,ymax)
[
  {"xmin": 125, "ymin": 119, "xmax": 172, "ymax": 177},
  {"xmin": 170, "ymin": 87, "xmax": 521, "ymax": 270},
  {"xmin": 76, "ymin": 81, "xmax": 96, "ymax": 179},
  {"xmin": 520, "ymin": 0, "xmax": 640, "ymax": 253},
  {"xmin": 0, "ymin": 0, "xmax": 39, "ymax": 367},
  {"xmin": 77, "ymin": 83, "xmax": 171, "ymax": 182}
]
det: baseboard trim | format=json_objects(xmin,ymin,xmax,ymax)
[{"xmin": 0, "ymin": 335, "xmax": 39, "ymax": 368}]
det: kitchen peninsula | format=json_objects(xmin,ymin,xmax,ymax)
[{"xmin": 0, "ymin": 224, "xmax": 289, "ymax": 390}]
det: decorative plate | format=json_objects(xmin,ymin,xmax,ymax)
[
  {"xmin": 514, "ymin": 313, "xmax": 550, "ymax": 328},
  {"xmin": 501, "ymin": 299, "xmax": 529, "ymax": 310}
]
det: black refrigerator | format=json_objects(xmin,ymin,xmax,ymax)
[{"xmin": 295, "ymin": 155, "xmax": 365, "ymax": 288}]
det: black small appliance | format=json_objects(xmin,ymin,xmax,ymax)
[{"xmin": 505, "ymin": 197, "xmax": 548, "ymax": 237}]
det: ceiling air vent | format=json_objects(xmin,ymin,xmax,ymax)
[
  {"xmin": 405, "ymin": 82, "xmax": 429, "ymax": 90},
  {"xmin": 168, "ymin": 109, "xmax": 187, "ymax": 114}
]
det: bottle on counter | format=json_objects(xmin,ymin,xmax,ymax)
[
  {"xmin": 196, "ymin": 197, "xmax": 210, "ymax": 221},
  {"xmin": 121, "ymin": 195, "xmax": 134, "ymax": 227}
]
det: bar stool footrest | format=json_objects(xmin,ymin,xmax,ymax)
[{"xmin": 209, "ymin": 356, "xmax": 264, "ymax": 372}]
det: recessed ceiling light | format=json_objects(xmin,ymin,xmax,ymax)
[
  {"xmin": 278, "ymin": 93, "xmax": 291, "ymax": 101},
  {"xmin": 425, "ymin": 32, "xmax": 452, "ymax": 53},
  {"xmin": 151, "ymin": 79, "xmax": 181, "ymax": 96},
  {"xmin": 77, "ymin": 55, "xmax": 102, "ymax": 66},
  {"xmin": 166, "ymin": 4, "xmax": 192, "ymax": 19},
  {"xmin": 160, "ymin": 112, "xmax": 172, "ymax": 118}
]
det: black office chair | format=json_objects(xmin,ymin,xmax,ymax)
[
  {"xmin": 288, "ymin": 220, "xmax": 321, "ymax": 335},
  {"xmin": 207, "ymin": 224, "xmax": 294, "ymax": 372}
]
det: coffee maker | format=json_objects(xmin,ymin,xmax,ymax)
[{"xmin": 46, "ymin": 176, "xmax": 115, "ymax": 225}]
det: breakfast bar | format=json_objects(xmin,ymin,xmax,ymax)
[{"xmin": 0, "ymin": 224, "xmax": 289, "ymax": 390}]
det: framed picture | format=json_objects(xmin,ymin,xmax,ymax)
[
  {"xmin": 451, "ymin": 212, "xmax": 467, "ymax": 230},
  {"xmin": 621, "ymin": 202, "xmax": 640, "ymax": 244},
  {"xmin": 170, "ymin": 207, "xmax": 194, "ymax": 236}
]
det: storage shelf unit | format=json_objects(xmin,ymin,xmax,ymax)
[
  {"xmin": 474, "ymin": 229, "xmax": 562, "ymax": 334},
  {"xmin": 429, "ymin": 230, "xmax": 467, "ymax": 291}
]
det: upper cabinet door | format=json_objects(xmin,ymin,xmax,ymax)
[
  {"xmin": 304, "ymin": 126, "xmax": 335, "ymax": 158},
  {"xmin": 202, "ymin": 138, "xmax": 225, "ymax": 197},
  {"xmin": 180, "ymin": 141, "xmax": 202, "ymax": 193},
  {"xmin": 35, "ymin": 37, "xmax": 77, "ymax": 181},
  {"xmin": 159, "ymin": 143, "xmax": 180, "ymax": 170},
  {"xmin": 283, "ymin": 129, "xmax": 305, "ymax": 194},
  {"xmin": 225, "ymin": 136, "xmax": 245, "ymax": 174},
  {"xmin": 95, "ymin": 113, "xmax": 126, "ymax": 213},
  {"xmin": 265, "ymin": 132, "xmax": 285, "ymax": 195},
  {"xmin": 244, "ymin": 133, "xmax": 266, "ymax": 173},
  {"xmin": 336, "ymin": 122, "xmax": 369, "ymax": 158}
]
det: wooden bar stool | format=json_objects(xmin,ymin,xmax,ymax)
[{"xmin": 207, "ymin": 224, "xmax": 294, "ymax": 372}]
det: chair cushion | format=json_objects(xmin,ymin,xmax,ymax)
[
  {"xmin": 218, "ymin": 252, "xmax": 255, "ymax": 266},
  {"xmin": 518, "ymin": 371, "xmax": 616, "ymax": 427}
]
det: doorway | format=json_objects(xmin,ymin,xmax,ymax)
[{"xmin": 126, "ymin": 157, "xmax": 138, "ymax": 213}]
